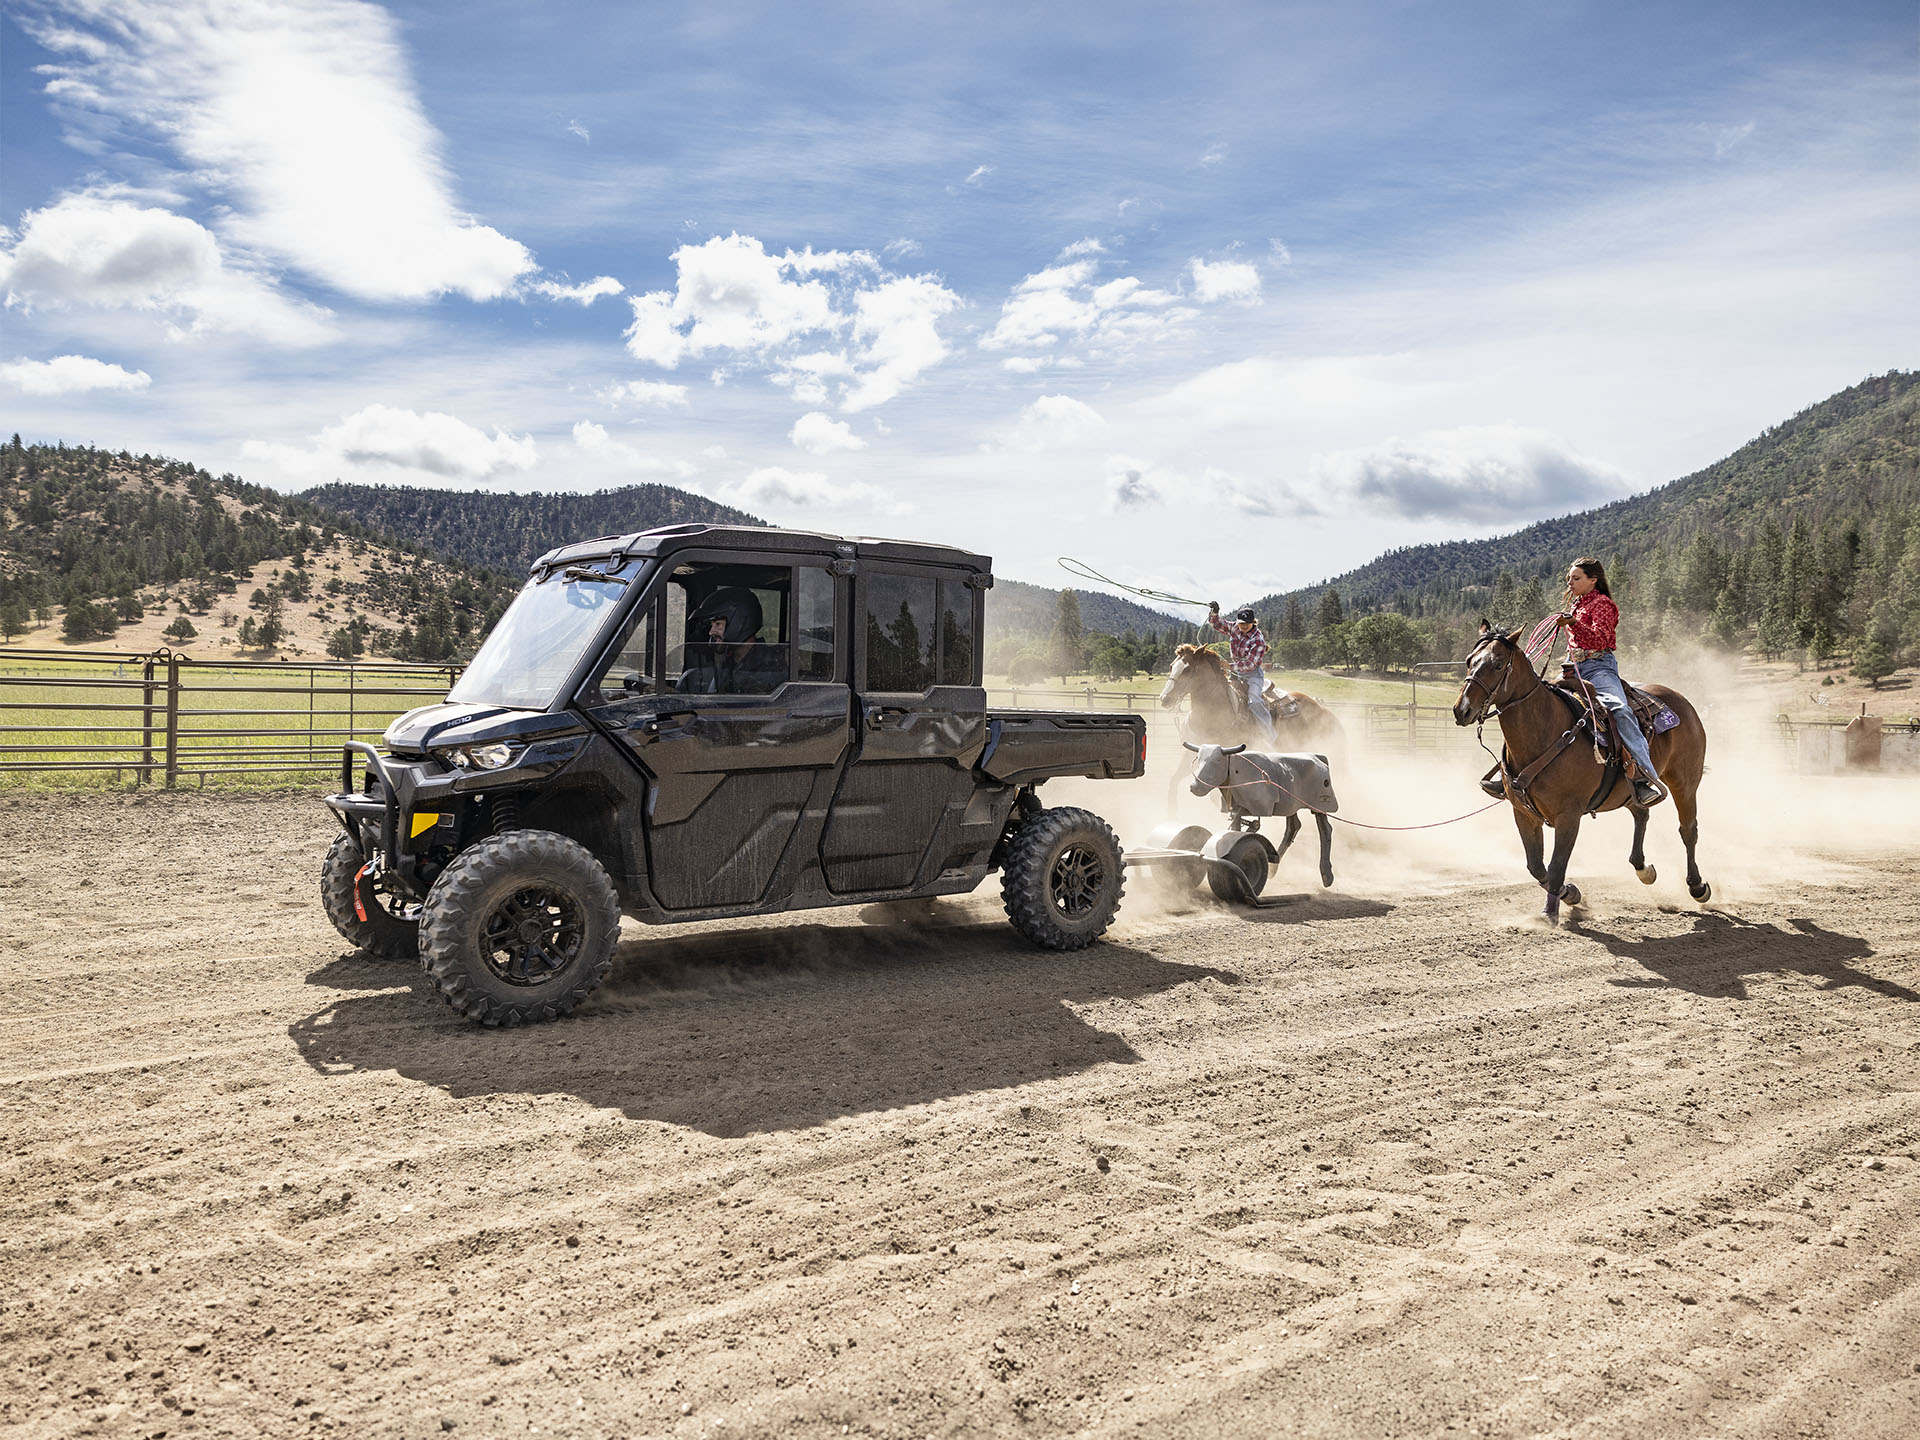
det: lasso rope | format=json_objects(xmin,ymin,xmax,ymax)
[
  {"xmin": 1058, "ymin": 556, "xmax": 1212, "ymax": 609},
  {"xmin": 1211, "ymin": 772, "xmax": 1508, "ymax": 830}
]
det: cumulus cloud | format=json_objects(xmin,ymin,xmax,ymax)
[
  {"xmin": 715, "ymin": 466, "xmax": 906, "ymax": 515},
  {"xmin": 0, "ymin": 194, "xmax": 333, "ymax": 344},
  {"xmin": 624, "ymin": 233, "xmax": 959, "ymax": 410},
  {"xmin": 0, "ymin": 353, "xmax": 151, "ymax": 396},
  {"xmin": 1105, "ymin": 456, "xmax": 1160, "ymax": 509},
  {"xmin": 598, "ymin": 378, "xmax": 689, "ymax": 409},
  {"xmin": 241, "ymin": 403, "xmax": 536, "ymax": 483},
  {"xmin": 1313, "ymin": 424, "xmax": 1631, "ymax": 522},
  {"xmin": 529, "ymin": 275, "xmax": 623, "ymax": 305},
  {"xmin": 24, "ymin": 0, "xmax": 533, "ymax": 302},
  {"xmin": 1188, "ymin": 257, "xmax": 1262, "ymax": 303},
  {"xmin": 1012, "ymin": 394, "xmax": 1106, "ymax": 450},
  {"xmin": 1096, "ymin": 453, "xmax": 1292, "ymax": 518},
  {"xmin": 790, "ymin": 412, "xmax": 867, "ymax": 455},
  {"xmin": 571, "ymin": 419, "xmax": 697, "ymax": 475},
  {"xmin": 981, "ymin": 255, "xmax": 1195, "ymax": 356}
]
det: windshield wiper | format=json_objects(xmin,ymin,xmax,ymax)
[{"xmin": 559, "ymin": 565, "xmax": 629, "ymax": 587}]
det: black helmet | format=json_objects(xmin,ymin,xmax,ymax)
[
  {"xmin": 1234, "ymin": 607, "xmax": 1257, "ymax": 624},
  {"xmin": 692, "ymin": 587, "xmax": 762, "ymax": 645}
]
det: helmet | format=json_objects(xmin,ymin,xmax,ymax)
[{"xmin": 691, "ymin": 587, "xmax": 762, "ymax": 645}]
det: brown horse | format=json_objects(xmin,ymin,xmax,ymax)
[
  {"xmin": 1452, "ymin": 628, "xmax": 1709, "ymax": 925},
  {"xmin": 1158, "ymin": 643, "xmax": 1345, "ymax": 752}
]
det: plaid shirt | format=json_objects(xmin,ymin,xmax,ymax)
[
  {"xmin": 1567, "ymin": 592, "xmax": 1619, "ymax": 652},
  {"xmin": 1206, "ymin": 611, "xmax": 1269, "ymax": 674}
]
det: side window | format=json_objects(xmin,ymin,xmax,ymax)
[
  {"xmin": 581, "ymin": 598, "xmax": 658, "ymax": 707},
  {"xmin": 938, "ymin": 579, "xmax": 976, "ymax": 686},
  {"xmin": 795, "ymin": 566, "xmax": 837, "ymax": 681},
  {"xmin": 664, "ymin": 562, "xmax": 792, "ymax": 696},
  {"xmin": 864, "ymin": 573, "xmax": 937, "ymax": 692}
]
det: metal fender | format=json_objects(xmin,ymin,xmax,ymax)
[{"xmin": 1201, "ymin": 830, "xmax": 1277, "ymax": 864}]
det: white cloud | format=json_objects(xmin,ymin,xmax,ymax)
[
  {"xmin": 0, "ymin": 353, "xmax": 151, "ymax": 396},
  {"xmin": 1188, "ymin": 257, "xmax": 1262, "ymax": 303},
  {"xmin": 1105, "ymin": 455, "xmax": 1160, "ymax": 509},
  {"xmin": 1269, "ymin": 238, "xmax": 1293, "ymax": 265},
  {"xmin": 790, "ymin": 411, "xmax": 867, "ymax": 455},
  {"xmin": 529, "ymin": 275, "xmax": 624, "ymax": 305},
  {"xmin": 625, "ymin": 233, "xmax": 959, "ymax": 410},
  {"xmin": 1013, "ymin": 394, "xmax": 1106, "ymax": 450},
  {"xmin": 981, "ymin": 256, "xmax": 1193, "ymax": 355},
  {"xmin": 0, "ymin": 194, "xmax": 333, "ymax": 344},
  {"xmin": 1199, "ymin": 144, "xmax": 1228, "ymax": 168},
  {"xmin": 566, "ymin": 118, "xmax": 590, "ymax": 142},
  {"xmin": 1057, "ymin": 238, "xmax": 1105, "ymax": 260},
  {"xmin": 24, "ymin": 0, "xmax": 533, "ymax": 302},
  {"xmin": 1312, "ymin": 424, "xmax": 1631, "ymax": 522},
  {"xmin": 241, "ymin": 403, "xmax": 536, "ymax": 482},
  {"xmin": 965, "ymin": 165, "xmax": 993, "ymax": 185},
  {"xmin": 716, "ymin": 466, "xmax": 906, "ymax": 515},
  {"xmin": 882, "ymin": 238, "xmax": 924, "ymax": 260},
  {"xmin": 598, "ymin": 379, "xmax": 689, "ymax": 409},
  {"xmin": 1093, "ymin": 453, "xmax": 1289, "ymax": 518}
]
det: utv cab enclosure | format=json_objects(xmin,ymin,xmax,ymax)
[{"xmin": 322, "ymin": 524, "xmax": 1146, "ymax": 1025}]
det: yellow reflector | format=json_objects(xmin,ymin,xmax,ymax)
[{"xmin": 410, "ymin": 812, "xmax": 442, "ymax": 838}]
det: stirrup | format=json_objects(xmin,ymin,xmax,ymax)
[
  {"xmin": 1479, "ymin": 764, "xmax": 1507, "ymax": 800},
  {"xmin": 1632, "ymin": 778, "xmax": 1667, "ymax": 807}
]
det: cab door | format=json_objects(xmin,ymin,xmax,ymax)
[
  {"xmin": 818, "ymin": 566, "xmax": 986, "ymax": 892},
  {"xmin": 583, "ymin": 556, "xmax": 849, "ymax": 911}
]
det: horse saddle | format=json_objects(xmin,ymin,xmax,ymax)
[
  {"xmin": 1228, "ymin": 674, "xmax": 1297, "ymax": 721},
  {"xmin": 1549, "ymin": 671, "xmax": 1681, "ymax": 754}
]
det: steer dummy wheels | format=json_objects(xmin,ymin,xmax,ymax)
[
  {"xmin": 1000, "ymin": 806, "xmax": 1125, "ymax": 950},
  {"xmin": 1208, "ymin": 834, "xmax": 1270, "ymax": 903},
  {"xmin": 320, "ymin": 831, "xmax": 419, "ymax": 959},
  {"xmin": 418, "ymin": 829, "xmax": 621, "ymax": 1026}
]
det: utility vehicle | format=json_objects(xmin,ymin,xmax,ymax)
[{"xmin": 321, "ymin": 524, "xmax": 1146, "ymax": 1025}]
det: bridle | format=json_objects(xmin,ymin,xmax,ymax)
[{"xmin": 1457, "ymin": 637, "xmax": 1540, "ymax": 725}]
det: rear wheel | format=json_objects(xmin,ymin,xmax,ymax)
[
  {"xmin": 1207, "ymin": 835, "xmax": 1270, "ymax": 903},
  {"xmin": 1000, "ymin": 807, "xmax": 1125, "ymax": 950},
  {"xmin": 320, "ymin": 831, "xmax": 418, "ymax": 958},
  {"xmin": 418, "ymin": 830, "xmax": 621, "ymax": 1026}
]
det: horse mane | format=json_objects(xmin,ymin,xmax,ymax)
[{"xmin": 1174, "ymin": 643, "xmax": 1229, "ymax": 678}]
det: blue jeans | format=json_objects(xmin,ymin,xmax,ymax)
[
  {"xmin": 1574, "ymin": 652, "xmax": 1656, "ymax": 778},
  {"xmin": 1236, "ymin": 666, "xmax": 1277, "ymax": 744}
]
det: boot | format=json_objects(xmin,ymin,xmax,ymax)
[
  {"xmin": 1632, "ymin": 777, "xmax": 1668, "ymax": 807},
  {"xmin": 1479, "ymin": 763, "xmax": 1507, "ymax": 800}
]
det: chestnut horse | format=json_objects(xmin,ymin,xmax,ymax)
[
  {"xmin": 1158, "ymin": 643, "xmax": 1345, "ymax": 752},
  {"xmin": 1452, "ymin": 628, "xmax": 1709, "ymax": 924}
]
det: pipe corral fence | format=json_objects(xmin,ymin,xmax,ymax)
[{"xmin": 6, "ymin": 647, "xmax": 1896, "ymax": 786}]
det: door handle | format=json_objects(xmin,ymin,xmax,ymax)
[
  {"xmin": 866, "ymin": 705, "xmax": 910, "ymax": 729},
  {"xmin": 639, "ymin": 709, "xmax": 697, "ymax": 737}
]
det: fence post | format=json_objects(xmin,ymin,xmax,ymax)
[
  {"xmin": 164, "ymin": 653, "xmax": 181, "ymax": 790},
  {"xmin": 1407, "ymin": 701, "xmax": 1418, "ymax": 752},
  {"xmin": 140, "ymin": 655, "xmax": 157, "ymax": 786}
]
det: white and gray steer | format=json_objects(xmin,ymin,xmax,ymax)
[{"xmin": 1184, "ymin": 742, "xmax": 1338, "ymax": 887}]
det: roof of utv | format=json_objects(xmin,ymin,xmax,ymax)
[{"xmin": 530, "ymin": 523, "xmax": 991, "ymax": 576}]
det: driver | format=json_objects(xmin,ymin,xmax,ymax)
[{"xmin": 678, "ymin": 587, "xmax": 786, "ymax": 694}]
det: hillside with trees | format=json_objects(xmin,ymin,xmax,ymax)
[
  {"xmin": 299, "ymin": 481, "xmax": 762, "ymax": 576},
  {"xmin": 1240, "ymin": 371, "xmax": 1920, "ymax": 680},
  {"xmin": 0, "ymin": 439, "xmax": 516, "ymax": 663}
]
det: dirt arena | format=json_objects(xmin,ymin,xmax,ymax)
[{"xmin": 3, "ymin": 750, "xmax": 1917, "ymax": 1439}]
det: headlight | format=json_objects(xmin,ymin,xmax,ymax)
[{"xmin": 445, "ymin": 742, "xmax": 515, "ymax": 770}]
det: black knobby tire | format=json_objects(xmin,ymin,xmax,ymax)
[
  {"xmin": 320, "ymin": 831, "xmax": 419, "ymax": 959},
  {"xmin": 417, "ymin": 830, "xmax": 621, "ymax": 1027},
  {"xmin": 1000, "ymin": 806, "xmax": 1125, "ymax": 951},
  {"xmin": 1208, "ymin": 835, "xmax": 1270, "ymax": 903}
]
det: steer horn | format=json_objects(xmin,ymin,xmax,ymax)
[
  {"xmin": 1182, "ymin": 741, "xmax": 1200, "ymax": 752},
  {"xmin": 1222, "ymin": 743, "xmax": 1247, "ymax": 754}
]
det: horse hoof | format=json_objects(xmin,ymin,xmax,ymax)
[
  {"xmin": 1558, "ymin": 883, "xmax": 1582, "ymax": 907},
  {"xmin": 1691, "ymin": 881, "xmax": 1712, "ymax": 903},
  {"xmin": 1320, "ymin": 869, "xmax": 1334, "ymax": 888},
  {"xmin": 1636, "ymin": 865, "xmax": 1657, "ymax": 885}
]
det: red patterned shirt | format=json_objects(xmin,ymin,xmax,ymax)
[
  {"xmin": 1206, "ymin": 611, "xmax": 1269, "ymax": 673},
  {"xmin": 1568, "ymin": 591, "xmax": 1619, "ymax": 651}
]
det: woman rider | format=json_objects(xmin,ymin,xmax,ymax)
[{"xmin": 1554, "ymin": 558, "xmax": 1668, "ymax": 808}]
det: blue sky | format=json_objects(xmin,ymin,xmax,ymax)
[{"xmin": 2, "ymin": 1, "xmax": 1914, "ymax": 604}]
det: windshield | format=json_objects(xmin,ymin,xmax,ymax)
[{"xmin": 449, "ymin": 558, "xmax": 648, "ymax": 709}]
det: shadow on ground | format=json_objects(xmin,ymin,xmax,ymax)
[
  {"xmin": 1584, "ymin": 913, "xmax": 1917, "ymax": 1002},
  {"xmin": 290, "ymin": 915, "xmax": 1236, "ymax": 1137}
]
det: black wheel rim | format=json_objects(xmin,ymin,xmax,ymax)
[
  {"xmin": 479, "ymin": 886, "xmax": 586, "ymax": 986},
  {"xmin": 1049, "ymin": 844, "xmax": 1106, "ymax": 918}
]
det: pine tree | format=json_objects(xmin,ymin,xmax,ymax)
[{"xmin": 1051, "ymin": 589, "xmax": 1084, "ymax": 680}]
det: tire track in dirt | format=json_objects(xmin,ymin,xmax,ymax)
[{"xmin": 2, "ymin": 791, "xmax": 1916, "ymax": 1438}]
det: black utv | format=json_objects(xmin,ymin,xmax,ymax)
[{"xmin": 321, "ymin": 524, "xmax": 1147, "ymax": 1025}]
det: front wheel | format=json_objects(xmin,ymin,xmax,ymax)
[
  {"xmin": 1000, "ymin": 807, "xmax": 1125, "ymax": 951},
  {"xmin": 320, "ymin": 831, "xmax": 419, "ymax": 958},
  {"xmin": 418, "ymin": 830, "xmax": 621, "ymax": 1026}
]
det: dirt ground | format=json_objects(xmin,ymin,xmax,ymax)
[{"xmin": 3, "ymin": 755, "xmax": 1917, "ymax": 1440}]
